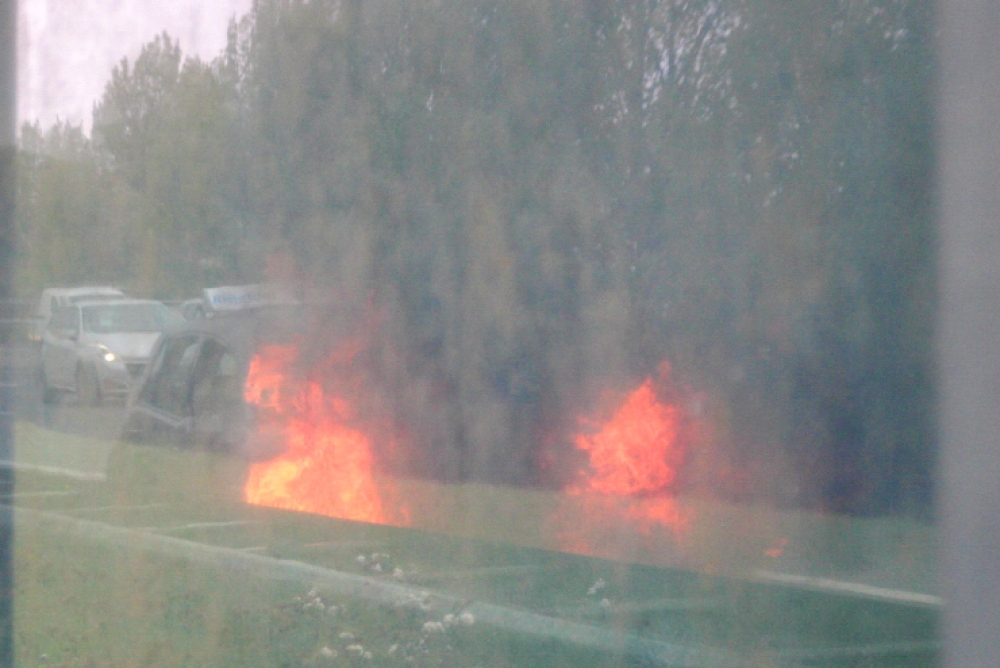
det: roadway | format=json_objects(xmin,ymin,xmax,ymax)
[
  {"xmin": 7, "ymin": 342, "xmax": 126, "ymax": 442},
  {"xmin": 1, "ymin": 341, "xmax": 121, "ymax": 483}
]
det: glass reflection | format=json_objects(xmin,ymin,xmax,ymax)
[{"xmin": 9, "ymin": 0, "xmax": 938, "ymax": 665}]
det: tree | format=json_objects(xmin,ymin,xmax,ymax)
[
  {"xmin": 92, "ymin": 33, "xmax": 182, "ymax": 189},
  {"xmin": 16, "ymin": 0, "xmax": 937, "ymax": 516}
]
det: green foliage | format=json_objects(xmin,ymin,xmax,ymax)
[
  {"xmin": 93, "ymin": 33, "xmax": 183, "ymax": 189},
  {"xmin": 16, "ymin": 121, "xmax": 130, "ymax": 292}
]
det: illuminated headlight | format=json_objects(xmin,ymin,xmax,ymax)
[{"xmin": 97, "ymin": 345, "xmax": 119, "ymax": 364}]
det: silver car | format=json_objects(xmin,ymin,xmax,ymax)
[{"xmin": 40, "ymin": 299, "xmax": 184, "ymax": 404}]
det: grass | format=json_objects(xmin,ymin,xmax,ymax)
[
  {"xmin": 14, "ymin": 512, "xmax": 658, "ymax": 668},
  {"xmin": 9, "ymin": 425, "xmax": 942, "ymax": 667},
  {"xmin": 12, "ymin": 422, "xmax": 116, "ymax": 481}
]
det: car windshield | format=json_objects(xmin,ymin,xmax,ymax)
[{"xmin": 81, "ymin": 303, "xmax": 181, "ymax": 333}]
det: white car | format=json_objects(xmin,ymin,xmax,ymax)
[
  {"xmin": 29, "ymin": 286, "xmax": 127, "ymax": 343},
  {"xmin": 40, "ymin": 298, "xmax": 184, "ymax": 404}
]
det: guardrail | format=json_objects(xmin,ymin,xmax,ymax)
[
  {"xmin": 0, "ymin": 299, "xmax": 34, "ymax": 345},
  {"xmin": 0, "ymin": 298, "xmax": 190, "ymax": 343}
]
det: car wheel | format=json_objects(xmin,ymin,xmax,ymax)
[
  {"xmin": 76, "ymin": 364, "xmax": 102, "ymax": 406},
  {"xmin": 40, "ymin": 368, "xmax": 60, "ymax": 405}
]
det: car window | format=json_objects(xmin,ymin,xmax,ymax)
[{"xmin": 47, "ymin": 306, "xmax": 76, "ymax": 333}]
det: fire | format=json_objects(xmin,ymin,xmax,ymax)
[
  {"xmin": 572, "ymin": 378, "xmax": 683, "ymax": 497},
  {"xmin": 243, "ymin": 345, "xmax": 399, "ymax": 525},
  {"xmin": 567, "ymin": 371, "xmax": 691, "ymax": 537}
]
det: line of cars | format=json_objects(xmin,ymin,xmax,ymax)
[{"xmin": 33, "ymin": 284, "xmax": 299, "ymax": 465}]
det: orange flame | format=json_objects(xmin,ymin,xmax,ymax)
[
  {"xmin": 572, "ymin": 378, "xmax": 683, "ymax": 497},
  {"xmin": 564, "ymin": 372, "xmax": 691, "ymax": 544},
  {"xmin": 243, "ymin": 345, "xmax": 401, "ymax": 525}
]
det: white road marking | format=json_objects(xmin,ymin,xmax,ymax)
[
  {"xmin": 753, "ymin": 569, "xmax": 943, "ymax": 607},
  {"xmin": 66, "ymin": 503, "xmax": 170, "ymax": 514},
  {"xmin": 0, "ymin": 460, "xmax": 105, "ymax": 481},
  {"xmin": 142, "ymin": 520, "xmax": 257, "ymax": 533},
  {"xmin": 8, "ymin": 490, "xmax": 78, "ymax": 499}
]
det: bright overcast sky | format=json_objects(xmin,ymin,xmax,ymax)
[{"xmin": 18, "ymin": 0, "xmax": 253, "ymax": 131}]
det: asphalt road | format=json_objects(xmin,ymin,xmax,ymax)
[{"xmin": 5, "ymin": 342, "xmax": 126, "ymax": 442}]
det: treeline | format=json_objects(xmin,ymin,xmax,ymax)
[{"xmin": 15, "ymin": 0, "xmax": 935, "ymax": 517}]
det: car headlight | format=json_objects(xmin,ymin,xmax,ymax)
[{"xmin": 97, "ymin": 345, "xmax": 120, "ymax": 363}]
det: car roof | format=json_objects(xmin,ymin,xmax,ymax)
[
  {"xmin": 42, "ymin": 286, "xmax": 125, "ymax": 298},
  {"xmin": 71, "ymin": 298, "xmax": 167, "ymax": 308}
]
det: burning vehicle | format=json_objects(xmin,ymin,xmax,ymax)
[
  {"xmin": 114, "ymin": 297, "xmax": 394, "ymax": 519},
  {"xmin": 112, "ymin": 287, "xmax": 700, "ymax": 559}
]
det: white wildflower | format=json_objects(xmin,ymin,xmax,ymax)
[
  {"xmin": 400, "ymin": 590, "xmax": 432, "ymax": 611},
  {"xmin": 357, "ymin": 555, "xmax": 367, "ymax": 564},
  {"xmin": 319, "ymin": 646, "xmax": 336, "ymax": 658},
  {"xmin": 346, "ymin": 644, "xmax": 365, "ymax": 655},
  {"xmin": 388, "ymin": 643, "xmax": 398, "ymax": 655},
  {"xmin": 587, "ymin": 578, "xmax": 606, "ymax": 596},
  {"xmin": 457, "ymin": 612, "xmax": 476, "ymax": 626},
  {"xmin": 339, "ymin": 632, "xmax": 355, "ymax": 640},
  {"xmin": 393, "ymin": 568, "xmax": 405, "ymax": 579},
  {"xmin": 422, "ymin": 621, "xmax": 445, "ymax": 634}
]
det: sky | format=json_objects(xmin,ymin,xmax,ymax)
[{"xmin": 17, "ymin": 0, "xmax": 253, "ymax": 131}]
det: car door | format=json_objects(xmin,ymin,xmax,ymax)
[
  {"xmin": 123, "ymin": 333, "xmax": 203, "ymax": 446},
  {"xmin": 41, "ymin": 306, "xmax": 81, "ymax": 390},
  {"xmin": 188, "ymin": 337, "xmax": 246, "ymax": 452}
]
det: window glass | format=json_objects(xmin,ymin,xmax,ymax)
[
  {"xmin": 138, "ymin": 334, "xmax": 201, "ymax": 416},
  {"xmin": 10, "ymin": 1, "xmax": 940, "ymax": 666}
]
